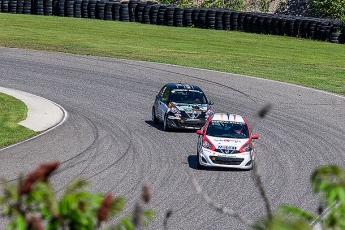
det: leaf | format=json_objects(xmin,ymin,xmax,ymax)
[
  {"xmin": 64, "ymin": 178, "xmax": 90, "ymax": 195},
  {"xmin": 109, "ymin": 197, "xmax": 126, "ymax": 216},
  {"xmin": 5, "ymin": 215, "xmax": 26, "ymax": 230},
  {"xmin": 120, "ymin": 218, "xmax": 134, "ymax": 230},
  {"xmin": 279, "ymin": 205, "xmax": 315, "ymax": 222},
  {"xmin": 46, "ymin": 217, "xmax": 60, "ymax": 230}
]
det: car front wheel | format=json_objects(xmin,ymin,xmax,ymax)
[
  {"xmin": 163, "ymin": 115, "xmax": 170, "ymax": 131},
  {"xmin": 152, "ymin": 107, "xmax": 159, "ymax": 124},
  {"xmin": 196, "ymin": 151, "xmax": 204, "ymax": 169}
]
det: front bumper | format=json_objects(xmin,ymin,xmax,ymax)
[
  {"xmin": 166, "ymin": 116, "xmax": 206, "ymax": 129},
  {"xmin": 197, "ymin": 148, "xmax": 254, "ymax": 169}
]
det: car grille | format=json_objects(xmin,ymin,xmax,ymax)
[
  {"xmin": 215, "ymin": 149, "xmax": 241, "ymax": 154},
  {"xmin": 209, "ymin": 156, "xmax": 244, "ymax": 165},
  {"xmin": 181, "ymin": 111, "xmax": 205, "ymax": 119}
]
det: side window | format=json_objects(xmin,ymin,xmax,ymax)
[
  {"xmin": 162, "ymin": 87, "xmax": 170, "ymax": 101},
  {"xmin": 202, "ymin": 94, "xmax": 208, "ymax": 104},
  {"xmin": 158, "ymin": 86, "xmax": 167, "ymax": 98}
]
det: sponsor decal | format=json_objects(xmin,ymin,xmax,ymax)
[
  {"xmin": 217, "ymin": 145, "xmax": 236, "ymax": 150},
  {"xmin": 214, "ymin": 139, "xmax": 225, "ymax": 141},
  {"xmin": 171, "ymin": 89, "xmax": 200, "ymax": 92},
  {"xmin": 218, "ymin": 155, "xmax": 237, "ymax": 158},
  {"xmin": 186, "ymin": 110, "xmax": 200, "ymax": 119}
]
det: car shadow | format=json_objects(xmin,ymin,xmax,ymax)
[
  {"xmin": 144, "ymin": 120, "xmax": 200, "ymax": 133},
  {"xmin": 187, "ymin": 155, "xmax": 249, "ymax": 172}
]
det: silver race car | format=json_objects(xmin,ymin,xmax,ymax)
[{"xmin": 152, "ymin": 83, "xmax": 213, "ymax": 131}]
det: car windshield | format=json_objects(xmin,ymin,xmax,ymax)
[
  {"xmin": 206, "ymin": 121, "xmax": 249, "ymax": 138},
  {"xmin": 169, "ymin": 90, "xmax": 207, "ymax": 104}
]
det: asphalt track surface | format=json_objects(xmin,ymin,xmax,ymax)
[{"xmin": 1, "ymin": 47, "xmax": 345, "ymax": 229}]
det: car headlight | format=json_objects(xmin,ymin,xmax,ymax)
[
  {"xmin": 240, "ymin": 143, "xmax": 253, "ymax": 152},
  {"xmin": 168, "ymin": 103, "xmax": 180, "ymax": 114},
  {"xmin": 202, "ymin": 139, "xmax": 216, "ymax": 150}
]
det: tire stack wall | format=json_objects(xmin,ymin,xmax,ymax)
[{"xmin": 0, "ymin": 0, "xmax": 343, "ymax": 44}]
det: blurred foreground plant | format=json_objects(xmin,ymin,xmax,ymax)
[{"xmin": 0, "ymin": 161, "xmax": 155, "ymax": 230}]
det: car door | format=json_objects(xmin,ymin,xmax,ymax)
[
  {"xmin": 153, "ymin": 87, "xmax": 163, "ymax": 121},
  {"xmin": 156, "ymin": 86, "xmax": 169, "ymax": 120}
]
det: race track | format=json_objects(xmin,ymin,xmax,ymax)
[{"xmin": 1, "ymin": 47, "xmax": 345, "ymax": 229}]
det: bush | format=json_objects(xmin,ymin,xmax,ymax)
[
  {"xmin": 0, "ymin": 161, "xmax": 155, "ymax": 230},
  {"xmin": 309, "ymin": 0, "xmax": 345, "ymax": 24}
]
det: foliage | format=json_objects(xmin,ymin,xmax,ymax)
[
  {"xmin": 252, "ymin": 165, "xmax": 345, "ymax": 230},
  {"xmin": 224, "ymin": 0, "xmax": 248, "ymax": 11},
  {"xmin": 258, "ymin": 0, "xmax": 270, "ymax": 13},
  {"xmin": 156, "ymin": 0, "xmax": 247, "ymax": 10},
  {"xmin": 251, "ymin": 212, "xmax": 313, "ymax": 230},
  {"xmin": 310, "ymin": 165, "xmax": 345, "ymax": 229},
  {"xmin": 0, "ymin": 161, "xmax": 155, "ymax": 230},
  {"xmin": 309, "ymin": 0, "xmax": 345, "ymax": 24}
]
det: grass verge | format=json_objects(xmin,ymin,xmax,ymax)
[{"xmin": 0, "ymin": 93, "xmax": 37, "ymax": 148}]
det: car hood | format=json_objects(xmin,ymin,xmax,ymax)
[
  {"xmin": 207, "ymin": 136, "xmax": 249, "ymax": 148},
  {"xmin": 173, "ymin": 103, "xmax": 208, "ymax": 112}
]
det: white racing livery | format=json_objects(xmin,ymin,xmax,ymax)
[{"xmin": 196, "ymin": 113, "xmax": 259, "ymax": 170}]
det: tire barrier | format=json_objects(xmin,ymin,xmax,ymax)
[
  {"xmin": 237, "ymin": 12, "xmax": 245, "ymax": 31},
  {"xmin": 157, "ymin": 4, "xmax": 167, "ymax": 25},
  {"xmin": 198, "ymin": 8, "xmax": 208, "ymax": 29},
  {"xmin": 104, "ymin": 1, "xmax": 113, "ymax": 20},
  {"xmin": 150, "ymin": 4, "xmax": 159, "ymax": 24},
  {"xmin": 74, "ymin": 0, "xmax": 82, "ymax": 17},
  {"xmin": 230, "ymin": 10, "xmax": 238, "ymax": 30},
  {"xmin": 128, "ymin": 0, "xmax": 137, "ymax": 22},
  {"xmin": 223, "ymin": 10, "xmax": 231, "ymax": 30},
  {"xmin": 0, "ymin": 0, "xmax": 343, "ymax": 44},
  {"xmin": 120, "ymin": 1, "xmax": 129, "ymax": 22},
  {"xmin": 142, "ymin": 1, "xmax": 151, "ymax": 24},
  {"xmin": 165, "ymin": 6, "xmax": 174, "ymax": 26},
  {"xmin": 174, "ymin": 7, "xmax": 183, "ymax": 27},
  {"xmin": 44, "ymin": 0, "xmax": 53, "ymax": 15},
  {"xmin": 112, "ymin": 1, "xmax": 120, "ymax": 20},
  {"xmin": 206, "ymin": 8, "xmax": 215, "ymax": 29},
  {"xmin": 184, "ymin": 7, "xmax": 192, "ymax": 27}
]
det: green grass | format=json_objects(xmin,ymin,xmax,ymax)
[
  {"xmin": 0, "ymin": 12, "xmax": 345, "ymax": 147},
  {"xmin": 1, "ymin": 13, "xmax": 345, "ymax": 93},
  {"xmin": 0, "ymin": 93, "xmax": 37, "ymax": 147}
]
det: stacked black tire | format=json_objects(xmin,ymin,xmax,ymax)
[{"xmin": 0, "ymin": 0, "xmax": 343, "ymax": 44}]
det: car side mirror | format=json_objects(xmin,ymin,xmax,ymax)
[
  {"xmin": 196, "ymin": 129, "xmax": 203, "ymax": 135},
  {"xmin": 161, "ymin": 97, "xmax": 167, "ymax": 102},
  {"xmin": 209, "ymin": 100, "xmax": 214, "ymax": 105},
  {"xmin": 251, "ymin": 134, "xmax": 259, "ymax": 139}
]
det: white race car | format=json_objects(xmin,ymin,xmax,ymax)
[{"xmin": 196, "ymin": 113, "xmax": 259, "ymax": 170}]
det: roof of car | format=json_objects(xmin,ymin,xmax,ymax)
[
  {"xmin": 166, "ymin": 83, "xmax": 203, "ymax": 91},
  {"xmin": 211, "ymin": 113, "xmax": 246, "ymax": 123}
]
